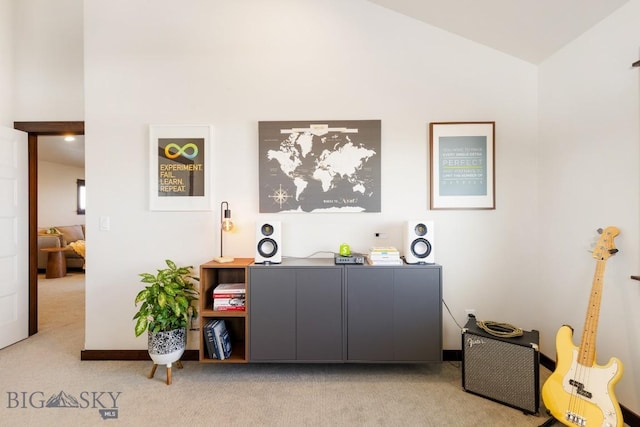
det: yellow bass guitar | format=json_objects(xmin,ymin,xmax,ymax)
[{"xmin": 542, "ymin": 226, "xmax": 623, "ymax": 427}]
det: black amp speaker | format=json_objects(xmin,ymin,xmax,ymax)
[{"xmin": 462, "ymin": 317, "xmax": 539, "ymax": 414}]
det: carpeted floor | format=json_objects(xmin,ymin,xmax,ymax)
[{"xmin": 0, "ymin": 272, "xmax": 556, "ymax": 427}]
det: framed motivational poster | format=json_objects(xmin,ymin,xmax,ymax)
[
  {"xmin": 429, "ymin": 122, "xmax": 495, "ymax": 210},
  {"xmin": 149, "ymin": 124, "xmax": 213, "ymax": 211}
]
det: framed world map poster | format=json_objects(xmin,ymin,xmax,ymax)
[{"xmin": 259, "ymin": 120, "xmax": 381, "ymax": 213}]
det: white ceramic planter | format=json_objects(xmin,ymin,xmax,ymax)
[{"xmin": 148, "ymin": 327, "xmax": 186, "ymax": 366}]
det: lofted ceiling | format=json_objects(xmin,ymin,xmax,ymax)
[
  {"xmin": 36, "ymin": 1, "xmax": 631, "ymax": 169},
  {"xmin": 365, "ymin": 0, "xmax": 631, "ymax": 64}
]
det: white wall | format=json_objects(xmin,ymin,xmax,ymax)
[
  {"xmin": 83, "ymin": 0, "xmax": 539, "ymax": 351},
  {"xmin": 12, "ymin": 0, "xmax": 83, "ymax": 121},
  {"xmin": 538, "ymin": 0, "xmax": 640, "ymax": 414},
  {"xmin": 0, "ymin": 0, "xmax": 12, "ymax": 126},
  {"xmin": 37, "ymin": 160, "xmax": 85, "ymax": 227}
]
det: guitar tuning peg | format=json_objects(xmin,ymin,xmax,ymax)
[
  {"xmin": 597, "ymin": 228, "xmax": 603, "ymax": 234},
  {"xmin": 609, "ymin": 249, "xmax": 619, "ymax": 255}
]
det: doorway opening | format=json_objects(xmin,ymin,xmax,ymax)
[{"xmin": 14, "ymin": 121, "xmax": 85, "ymax": 335}]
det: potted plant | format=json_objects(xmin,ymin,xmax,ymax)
[{"xmin": 133, "ymin": 259, "xmax": 199, "ymax": 369}]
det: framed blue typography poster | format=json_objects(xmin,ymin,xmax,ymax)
[{"xmin": 429, "ymin": 122, "xmax": 495, "ymax": 210}]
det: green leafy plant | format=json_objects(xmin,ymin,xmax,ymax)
[{"xmin": 133, "ymin": 260, "xmax": 199, "ymax": 337}]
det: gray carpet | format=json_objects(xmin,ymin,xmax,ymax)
[{"xmin": 0, "ymin": 272, "xmax": 552, "ymax": 426}]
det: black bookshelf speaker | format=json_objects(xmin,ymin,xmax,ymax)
[
  {"xmin": 255, "ymin": 221, "xmax": 281, "ymax": 264},
  {"xmin": 461, "ymin": 318, "xmax": 540, "ymax": 414},
  {"xmin": 404, "ymin": 220, "xmax": 434, "ymax": 264}
]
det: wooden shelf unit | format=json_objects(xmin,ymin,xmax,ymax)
[{"xmin": 199, "ymin": 258, "xmax": 253, "ymax": 363}]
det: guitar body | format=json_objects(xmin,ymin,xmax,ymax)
[{"xmin": 542, "ymin": 325, "xmax": 624, "ymax": 427}]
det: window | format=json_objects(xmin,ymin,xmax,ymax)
[{"xmin": 77, "ymin": 179, "xmax": 85, "ymax": 215}]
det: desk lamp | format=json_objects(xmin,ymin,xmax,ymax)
[{"xmin": 214, "ymin": 201, "xmax": 234, "ymax": 263}]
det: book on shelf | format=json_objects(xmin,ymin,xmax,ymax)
[
  {"xmin": 203, "ymin": 319, "xmax": 219, "ymax": 359},
  {"xmin": 213, "ymin": 283, "xmax": 246, "ymax": 311},
  {"xmin": 369, "ymin": 246, "xmax": 400, "ymax": 255},
  {"xmin": 213, "ymin": 298, "xmax": 246, "ymax": 311},
  {"xmin": 213, "ymin": 283, "xmax": 245, "ymax": 295},
  {"xmin": 366, "ymin": 257, "xmax": 403, "ymax": 266},
  {"xmin": 211, "ymin": 319, "xmax": 232, "ymax": 360},
  {"xmin": 368, "ymin": 246, "xmax": 401, "ymax": 265},
  {"xmin": 368, "ymin": 253, "xmax": 400, "ymax": 260}
]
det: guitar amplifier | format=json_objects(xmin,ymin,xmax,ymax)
[{"xmin": 462, "ymin": 317, "xmax": 540, "ymax": 414}]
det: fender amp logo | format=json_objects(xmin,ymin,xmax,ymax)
[{"xmin": 466, "ymin": 336, "xmax": 486, "ymax": 348}]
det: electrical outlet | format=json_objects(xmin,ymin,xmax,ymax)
[
  {"xmin": 465, "ymin": 309, "xmax": 476, "ymax": 318},
  {"xmin": 374, "ymin": 232, "xmax": 388, "ymax": 239}
]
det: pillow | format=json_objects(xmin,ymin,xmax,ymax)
[{"xmin": 54, "ymin": 225, "xmax": 84, "ymax": 246}]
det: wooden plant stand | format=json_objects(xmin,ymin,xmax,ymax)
[{"xmin": 148, "ymin": 360, "xmax": 183, "ymax": 385}]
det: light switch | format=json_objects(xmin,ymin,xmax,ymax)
[{"xmin": 99, "ymin": 216, "xmax": 110, "ymax": 231}]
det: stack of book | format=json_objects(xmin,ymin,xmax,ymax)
[
  {"xmin": 367, "ymin": 246, "xmax": 403, "ymax": 265},
  {"xmin": 212, "ymin": 283, "xmax": 246, "ymax": 311},
  {"xmin": 203, "ymin": 319, "xmax": 232, "ymax": 360}
]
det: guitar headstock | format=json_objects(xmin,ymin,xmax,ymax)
[{"xmin": 593, "ymin": 226, "xmax": 620, "ymax": 261}]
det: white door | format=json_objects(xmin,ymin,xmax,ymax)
[{"xmin": 0, "ymin": 126, "xmax": 28, "ymax": 349}]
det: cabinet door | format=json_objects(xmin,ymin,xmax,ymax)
[
  {"xmin": 296, "ymin": 268, "xmax": 343, "ymax": 361},
  {"xmin": 249, "ymin": 268, "xmax": 296, "ymax": 361},
  {"xmin": 393, "ymin": 268, "xmax": 442, "ymax": 361},
  {"xmin": 346, "ymin": 268, "xmax": 394, "ymax": 361}
]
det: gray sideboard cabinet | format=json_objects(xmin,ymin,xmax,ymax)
[
  {"xmin": 248, "ymin": 259, "xmax": 344, "ymax": 362},
  {"xmin": 345, "ymin": 264, "xmax": 442, "ymax": 362}
]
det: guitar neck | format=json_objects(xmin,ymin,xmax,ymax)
[{"xmin": 578, "ymin": 259, "xmax": 607, "ymax": 366}]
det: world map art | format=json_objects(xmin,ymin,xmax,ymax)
[{"xmin": 259, "ymin": 120, "xmax": 381, "ymax": 213}]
